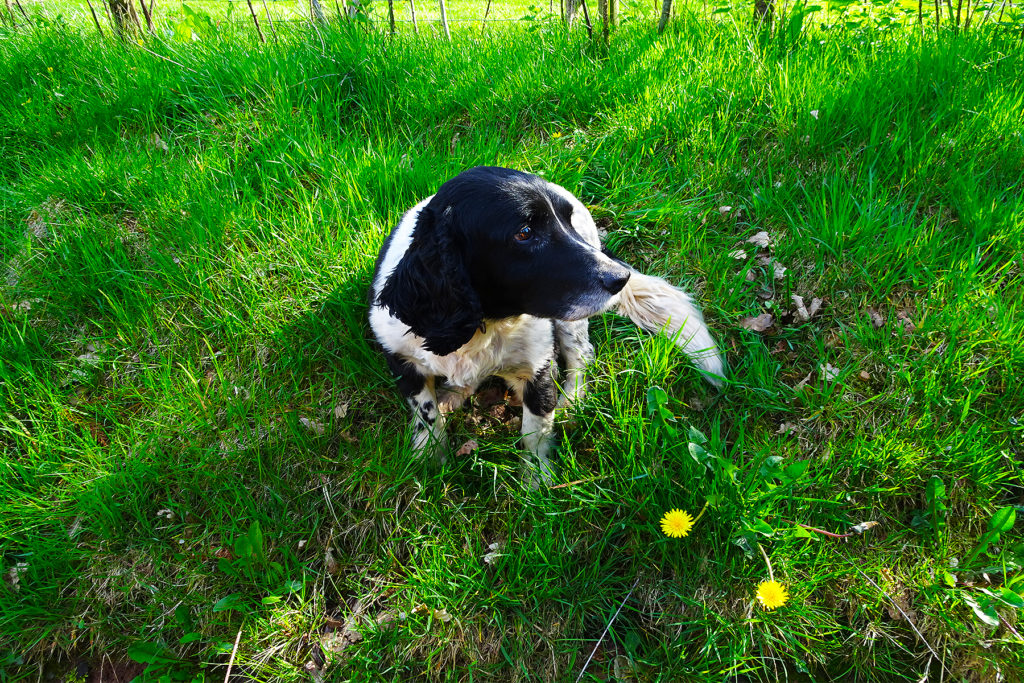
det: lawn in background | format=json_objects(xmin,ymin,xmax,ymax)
[{"xmin": 1, "ymin": 10, "xmax": 1023, "ymax": 682}]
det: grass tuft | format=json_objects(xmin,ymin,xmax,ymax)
[{"xmin": 2, "ymin": 12, "xmax": 1023, "ymax": 682}]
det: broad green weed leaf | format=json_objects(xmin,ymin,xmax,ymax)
[
  {"xmin": 988, "ymin": 507, "xmax": 1015, "ymax": 533},
  {"xmin": 217, "ymin": 557, "xmax": 236, "ymax": 576},
  {"xmin": 964, "ymin": 594, "xmax": 999, "ymax": 627},
  {"xmin": 646, "ymin": 386, "xmax": 668, "ymax": 415},
  {"xmin": 234, "ymin": 534, "xmax": 253, "ymax": 559},
  {"xmin": 174, "ymin": 604, "xmax": 193, "ymax": 631},
  {"xmin": 925, "ymin": 475, "xmax": 947, "ymax": 538},
  {"xmin": 783, "ymin": 460, "xmax": 809, "ymax": 481},
  {"xmin": 759, "ymin": 456, "xmax": 785, "ymax": 480},
  {"xmin": 688, "ymin": 441, "xmax": 710, "ymax": 465},
  {"xmin": 792, "ymin": 524, "xmax": 813, "ymax": 539},
  {"xmin": 688, "ymin": 426, "xmax": 707, "ymax": 445},
  {"xmin": 746, "ymin": 517, "xmax": 775, "ymax": 536},
  {"xmin": 248, "ymin": 520, "xmax": 264, "ymax": 559},
  {"xmin": 981, "ymin": 587, "xmax": 1024, "ymax": 609},
  {"xmin": 127, "ymin": 642, "xmax": 168, "ymax": 664},
  {"xmin": 213, "ymin": 593, "xmax": 244, "ymax": 612}
]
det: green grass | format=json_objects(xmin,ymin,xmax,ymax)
[{"xmin": 2, "ymin": 9, "xmax": 1024, "ymax": 682}]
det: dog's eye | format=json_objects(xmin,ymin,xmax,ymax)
[{"xmin": 514, "ymin": 226, "xmax": 533, "ymax": 242}]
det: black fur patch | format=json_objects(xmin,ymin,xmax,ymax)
[
  {"xmin": 385, "ymin": 351, "xmax": 425, "ymax": 399},
  {"xmin": 375, "ymin": 205, "xmax": 484, "ymax": 356},
  {"xmin": 523, "ymin": 360, "xmax": 558, "ymax": 416}
]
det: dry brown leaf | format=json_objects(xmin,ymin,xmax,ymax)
[
  {"xmin": 483, "ymin": 542, "xmax": 503, "ymax": 565},
  {"xmin": 820, "ymin": 363, "xmax": 840, "ymax": 382},
  {"xmin": 325, "ymin": 548, "xmax": 339, "ymax": 575},
  {"xmin": 807, "ymin": 297, "xmax": 823, "ymax": 318},
  {"xmin": 747, "ymin": 231, "xmax": 772, "ymax": 248},
  {"xmin": 792, "ymin": 295, "xmax": 810, "ymax": 322},
  {"xmin": 333, "ymin": 403, "xmax": 349, "ymax": 419},
  {"xmin": 896, "ymin": 310, "xmax": 916, "ymax": 333},
  {"xmin": 793, "ymin": 371, "xmax": 814, "ymax": 391},
  {"xmin": 6, "ymin": 563, "xmax": 28, "ymax": 592},
  {"xmin": 151, "ymin": 133, "xmax": 169, "ymax": 152},
  {"xmin": 299, "ymin": 417, "xmax": 325, "ymax": 435},
  {"xmin": 858, "ymin": 370, "xmax": 871, "ymax": 382},
  {"xmin": 729, "ymin": 249, "xmax": 748, "ymax": 260},
  {"xmin": 455, "ymin": 440, "xmax": 479, "ymax": 457},
  {"xmin": 739, "ymin": 313, "xmax": 774, "ymax": 333},
  {"xmin": 868, "ymin": 307, "xmax": 885, "ymax": 328}
]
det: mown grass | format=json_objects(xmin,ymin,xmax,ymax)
[{"xmin": 1, "ymin": 11, "xmax": 1023, "ymax": 682}]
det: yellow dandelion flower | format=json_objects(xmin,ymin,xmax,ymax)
[
  {"xmin": 551, "ymin": 131, "xmax": 563, "ymax": 139},
  {"xmin": 47, "ymin": 66, "xmax": 54, "ymax": 73},
  {"xmin": 756, "ymin": 580, "xmax": 789, "ymax": 610},
  {"xmin": 660, "ymin": 509, "xmax": 695, "ymax": 538}
]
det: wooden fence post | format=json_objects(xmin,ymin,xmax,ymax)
[
  {"xmin": 310, "ymin": 0, "xmax": 327, "ymax": 23},
  {"xmin": 657, "ymin": 0, "xmax": 671, "ymax": 32},
  {"xmin": 579, "ymin": 0, "xmax": 593, "ymax": 37},
  {"xmin": 107, "ymin": 0, "xmax": 142, "ymax": 39},
  {"xmin": 481, "ymin": 0, "xmax": 491, "ymax": 31},
  {"xmin": 86, "ymin": 0, "xmax": 106, "ymax": 35},
  {"xmin": 12, "ymin": 0, "xmax": 28, "ymax": 22},
  {"xmin": 137, "ymin": 0, "xmax": 152, "ymax": 32},
  {"xmin": 262, "ymin": 0, "xmax": 278, "ymax": 41},
  {"xmin": 438, "ymin": 0, "xmax": 451, "ymax": 39},
  {"xmin": 753, "ymin": 0, "xmax": 774, "ymax": 30},
  {"xmin": 3, "ymin": 0, "xmax": 19, "ymax": 26},
  {"xmin": 245, "ymin": 0, "xmax": 266, "ymax": 42}
]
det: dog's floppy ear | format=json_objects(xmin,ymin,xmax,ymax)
[{"xmin": 376, "ymin": 205, "xmax": 483, "ymax": 356}]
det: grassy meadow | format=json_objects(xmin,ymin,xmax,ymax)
[{"xmin": 2, "ymin": 7, "xmax": 1024, "ymax": 682}]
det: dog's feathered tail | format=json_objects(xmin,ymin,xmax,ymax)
[{"xmin": 615, "ymin": 271, "xmax": 726, "ymax": 387}]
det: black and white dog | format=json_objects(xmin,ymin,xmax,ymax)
[{"xmin": 369, "ymin": 166, "xmax": 724, "ymax": 484}]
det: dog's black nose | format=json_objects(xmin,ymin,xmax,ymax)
[{"xmin": 601, "ymin": 269, "xmax": 631, "ymax": 294}]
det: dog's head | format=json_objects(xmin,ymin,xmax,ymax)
[{"xmin": 376, "ymin": 167, "xmax": 631, "ymax": 355}]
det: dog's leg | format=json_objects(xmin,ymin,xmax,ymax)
[
  {"xmin": 513, "ymin": 360, "xmax": 559, "ymax": 488},
  {"xmin": 437, "ymin": 384, "xmax": 473, "ymax": 414},
  {"xmin": 385, "ymin": 351, "xmax": 446, "ymax": 460},
  {"xmin": 554, "ymin": 320, "xmax": 593, "ymax": 407}
]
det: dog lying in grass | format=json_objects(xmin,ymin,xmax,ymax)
[{"xmin": 369, "ymin": 166, "xmax": 724, "ymax": 484}]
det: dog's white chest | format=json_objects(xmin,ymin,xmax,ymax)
[{"xmin": 370, "ymin": 308, "xmax": 553, "ymax": 388}]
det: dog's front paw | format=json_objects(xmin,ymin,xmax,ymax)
[
  {"xmin": 521, "ymin": 451, "xmax": 557, "ymax": 490},
  {"xmin": 411, "ymin": 419, "xmax": 448, "ymax": 464}
]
